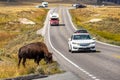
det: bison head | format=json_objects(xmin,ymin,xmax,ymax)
[{"xmin": 45, "ymin": 52, "xmax": 53, "ymax": 63}]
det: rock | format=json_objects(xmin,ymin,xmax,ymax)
[{"xmin": 89, "ymin": 18, "xmax": 102, "ymax": 23}]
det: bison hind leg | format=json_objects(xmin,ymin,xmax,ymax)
[{"xmin": 22, "ymin": 58, "xmax": 26, "ymax": 68}]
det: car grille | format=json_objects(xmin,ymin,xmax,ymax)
[{"xmin": 80, "ymin": 43, "xmax": 90, "ymax": 46}]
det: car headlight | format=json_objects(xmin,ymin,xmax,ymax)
[{"xmin": 72, "ymin": 42, "xmax": 77, "ymax": 45}]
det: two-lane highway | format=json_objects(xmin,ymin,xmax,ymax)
[{"xmin": 44, "ymin": 6, "xmax": 120, "ymax": 80}]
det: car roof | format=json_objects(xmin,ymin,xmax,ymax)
[{"xmin": 73, "ymin": 33, "xmax": 90, "ymax": 36}]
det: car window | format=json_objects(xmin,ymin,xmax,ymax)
[{"xmin": 73, "ymin": 35, "xmax": 91, "ymax": 40}]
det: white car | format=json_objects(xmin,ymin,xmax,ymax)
[
  {"xmin": 68, "ymin": 33, "xmax": 96, "ymax": 52},
  {"xmin": 72, "ymin": 4, "xmax": 79, "ymax": 7}
]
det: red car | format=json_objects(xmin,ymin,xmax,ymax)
[{"xmin": 50, "ymin": 18, "xmax": 59, "ymax": 26}]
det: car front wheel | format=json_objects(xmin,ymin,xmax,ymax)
[
  {"xmin": 91, "ymin": 50, "xmax": 96, "ymax": 52},
  {"xmin": 69, "ymin": 49, "xmax": 71, "ymax": 52}
]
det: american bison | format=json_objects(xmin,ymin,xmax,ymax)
[{"xmin": 18, "ymin": 42, "xmax": 53, "ymax": 67}]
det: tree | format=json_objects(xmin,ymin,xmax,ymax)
[
  {"xmin": 6, "ymin": 0, "xmax": 16, "ymax": 2},
  {"xmin": 97, "ymin": 0, "xmax": 103, "ymax": 5},
  {"xmin": 7, "ymin": 0, "xmax": 10, "ymax": 2}
]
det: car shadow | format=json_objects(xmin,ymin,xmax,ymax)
[
  {"xmin": 59, "ymin": 24, "xmax": 65, "ymax": 26},
  {"xmin": 50, "ymin": 24, "xmax": 65, "ymax": 27},
  {"xmin": 71, "ymin": 50, "xmax": 101, "ymax": 54}
]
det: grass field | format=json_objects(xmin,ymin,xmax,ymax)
[
  {"xmin": 0, "ymin": 3, "xmax": 62, "ymax": 78},
  {"xmin": 70, "ymin": 6, "xmax": 120, "ymax": 46}
]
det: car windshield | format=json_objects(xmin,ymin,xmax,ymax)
[
  {"xmin": 51, "ymin": 18, "xmax": 58, "ymax": 20},
  {"xmin": 75, "ymin": 30, "xmax": 88, "ymax": 33},
  {"xmin": 72, "ymin": 34, "xmax": 91, "ymax": 40}
]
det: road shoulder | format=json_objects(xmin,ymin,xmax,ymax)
[{"xmin": 33, "ymin": 72, "xmax": 80, "ymax": 80}]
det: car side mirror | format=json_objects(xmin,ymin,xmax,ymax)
[{"xmin": 68, "ymin": 38, "xmax": 71, "ymax": 41}]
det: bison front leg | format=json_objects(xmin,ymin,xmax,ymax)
[
  {"xmin": 44, "ymin": 56, "xmax": 49, "ymax": 64},
  {"xmin": 36, "ymin": 60, "xmax": 40, "ymax": 65},
  {"xmin": 36, "ymin": 57, "xmax": 41, "ymax": 65},
  {"xmin": 22, "ymin": 58, "xmax": 26, "ymax": 67},
  {"xmin": 34, "ymin": 58, "xmax": 37, "ymax": 63}
]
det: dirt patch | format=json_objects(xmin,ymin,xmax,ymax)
[
  {"xmin": 19, "ymin": 18, "xmax": 35, "ymax": 24},
  {"xmin": 89, "ymin": 18, "xmax": 102, "ymax": 23}
]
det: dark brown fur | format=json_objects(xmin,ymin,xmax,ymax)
[{"xmin": 18, "ymin": 42, "xmax": 53, "ymax": 67}]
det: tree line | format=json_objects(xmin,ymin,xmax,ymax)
[
  {"xmin": 0, "ymin": 0, "xmax": 16, "ymax": 2},
  {"xmin": 1, "ymin": 0, "xmax": 120, "ymax": 4},
  {"xmin": 97, "ymin": 0, "xmax": 120, "ymax": 4}
]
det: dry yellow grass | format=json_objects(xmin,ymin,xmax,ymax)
[
  {"xmin": 70, "ymin": 6, "xmax": 120, "ymax": 45},
  {"xmin": 0, "ymin": 8, "xmax": 46, "ymax": 48},
  {"xmin": 0, "ymin": 3, "xmax": 62, "ymax": 78},
  {"xmin": 0, "ymin": 4, "xmax": 44, "ymax": 13},
  {"xmin": 71, "ymin": 6, "xmax": 120, "ymax": 22},
  {"xmin": 0, "ymin": 58, "xmax": 62, "ymax": 78}
]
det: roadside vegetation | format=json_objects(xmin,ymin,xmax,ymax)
[
  {"xmin": 70, "ymin": 6, "xmax": 120, "ymax": 46},
  {"xmin": 0, "ymin": 5, "xmax": 62, "ymax": 78}
]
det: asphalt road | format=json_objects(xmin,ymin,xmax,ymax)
[{"xmin": 44, "ymin": 6, "xmax": 120, "ymax": 80}]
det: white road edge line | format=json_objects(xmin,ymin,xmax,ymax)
[
  {"xmin": 47, "ymin": 9, "xmax": 100, "ymax": 80},
  {"xmin": 67, "ymin": 9, "xmax": 120, "ymax": 48}
]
